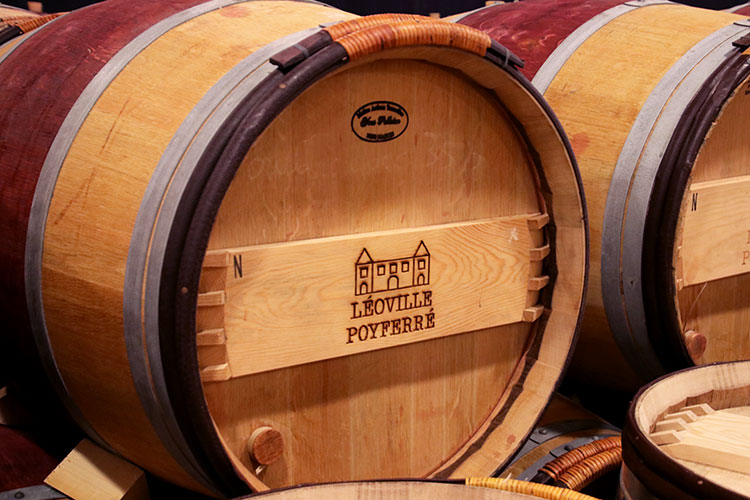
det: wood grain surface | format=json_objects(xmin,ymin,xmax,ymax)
[{"xmin": 203, "ymin": 216, "xmax": 542, "ymax": 377}]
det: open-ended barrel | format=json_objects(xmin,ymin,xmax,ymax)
[
  {"xmin": 622, "ymin": 361, "xmax": 750, "ymax": 499},
  {"xmin": 456, "ymin": 1, "xmax": 750, "ymax": 387},
  {"xmin": 0, "ymin": 0, "xmax": 587, "ymax": 496}
]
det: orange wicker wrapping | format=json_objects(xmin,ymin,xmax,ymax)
[
  {"xmin": 556, "ymin": 448, "xmax": 623, "ymax": 491},
  {"xmin": 539, "ymin": 436, "xmax": 621, "ymax": 480},
  {"xmin": 336, "ymin": 21, "xmax": 491, "ymax": 60}
]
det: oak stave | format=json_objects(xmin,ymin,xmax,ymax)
[
  {"xmin": 0, "ymin": 0, "xmax": 587, "ymax": 495},
  {"xmin": 457, "ymin": 0, "xmax": 750, "ymax": 387}
]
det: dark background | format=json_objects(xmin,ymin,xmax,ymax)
[{"xmin": 4, "ymin": 0, "xmax": 747, "ymax": 16}]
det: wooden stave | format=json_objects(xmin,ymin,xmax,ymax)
[
  {"xmin": 0, "ymin": 1, "xmax": 588, "ymax": 496},
  {"xmin": 621, "ymin": 361, "xmax": 750, "ymax": 500},
  {"xmin": 457, "ymin": 1, "xmax": 750, "ymax": 385}
]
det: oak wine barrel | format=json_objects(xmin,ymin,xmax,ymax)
[
  {"xmin": 621, "ymin": 361, "xmax": 750, "ymax": 499},
  {"xmin": 456, "ymin": 0, "xmax": 750, "ymax": 388},
  {"xmin": 0, "ymin": 0, "xmax": 588, "ymax": 496}
]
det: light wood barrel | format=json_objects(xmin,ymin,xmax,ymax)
[
  {"xmin": 621, "ymin": 361, "xmax": 750, "ymax": 499},
  {"xmin": 504, "ymin": 395, "xmax": 619, "ymax": 485},
  {"xmin": 235, "ymin": 480, "xmax": 563, "ymax": 500},
  {"xmin": 457, "ymin": 0, "xmax": 750, "ymax": 388},
  {"xmin": 0, "ymin": 0, "xmax": 587, "ymax": 495}
]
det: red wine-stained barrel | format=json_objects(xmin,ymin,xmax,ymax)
[
  {"xmin": 457, "ymin": 0, "xmax": 750, "ymax": 389},
  {"xmin": 727, "ymin": 3, "xmax": 750, "ymax": 15},
  {"xmin": 0, "ymin": 426, "xmax": 59, "ymax": 493},
  {"xmin": 0, "ymin": 0, "xmax": 588, "ymax": 496},
  {"xmin": 622, "ymin": 361, "xmax": 750, "ymax": 499}
]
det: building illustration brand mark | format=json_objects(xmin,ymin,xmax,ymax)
[
  {"xmin": 351, "ymin": 100, "xmax": 409, "ymax": 143},
  {"xmin": 347, "ymin": 242, "xmax": 435, "ymax": 345},
  {"xmin": 355, "ymin": 241, "xmax": 430, "ymax": 296}
]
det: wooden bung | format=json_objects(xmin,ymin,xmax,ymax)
[
  {"xmin": 624, "ymin": 361, "xmax": 750, "ymax": 500},
  {"xmin": 247, "ymin": 427, "xmax": 284, "ymax": 466},
  {"xmin": 456, "ymin": 0, "xmax": 750, "ymax": 388},
  {"xmin": 0, "ymin": 0, "xmax": 586, "ymax": 496}
]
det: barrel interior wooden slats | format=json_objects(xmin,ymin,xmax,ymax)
[{"xmin": 625, "ymin": 361, "xmax": 750, "ymax": 499}]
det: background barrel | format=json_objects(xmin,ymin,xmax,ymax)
[
  {"xmin": 622, "ymin": 361, "xmax": 750, "ymax": 499},
  {"xmin": 0, "ymin": 0, "xmax": 587, "ymax": 496},
  {"xmin": 726, "ymin": 2, "xmax": 750, "ymax": 14},
  {"xmin": 456, "ymin": 0, "xmax": 750, "ymax": 389}
]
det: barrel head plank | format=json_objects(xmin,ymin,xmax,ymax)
[
  {"xmin": 205, "ymin": 215, "xmax": 540, "ymax": 377},
  {"xmin": 680, "ymin": 175, "xmax": 750, "ymax": 286}
]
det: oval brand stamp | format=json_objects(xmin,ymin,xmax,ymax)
[{"xmin": 351, "ymin": 101, "xmax": 409, "ymax": 143}]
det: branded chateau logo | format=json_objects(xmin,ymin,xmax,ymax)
[
  {"xmin": 347, "ymin": 241, "xmax": 435, "ymax": 344},
  {"xmin": 351, "ymin": 100, "xmax": 409, "ymax": 143},
  {"xmin": 354, "ymin": 241, "xmax": 430, "ymax": 296}
]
